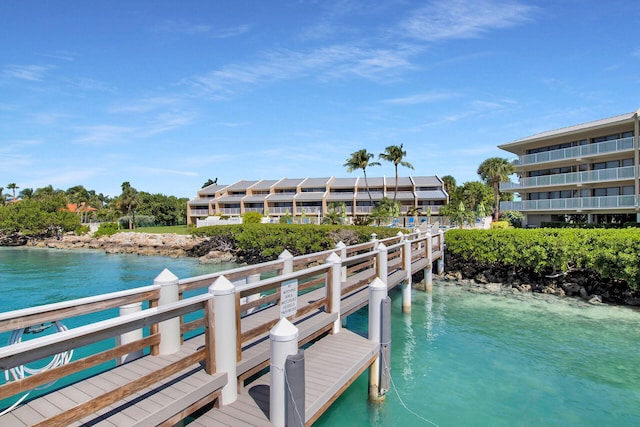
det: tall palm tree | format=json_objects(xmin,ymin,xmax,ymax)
[
  {"xmin": 344, "ymin": 149, "xmax": 380, "ymax": 205},
  {"xmin": 0, "ymin": 187, "xmax": 4, "ymax": 205},
  {"xmin": 477, "ymin": 157, "xmax": 515, "ymax": 221},
  {"xmin": 7, "ymin": 183, "xmax": 19, "ymax": 200},
  {"xmin": 118, "ymin": 181, "xmax": 141, "ymax": 229},
  {"xmin": 379, "ymin": 144, "xmax": 414, "ymax": 203},
  {"xmin": 441, "ymin": 175, "xmax": 457, "ymax": 195}
]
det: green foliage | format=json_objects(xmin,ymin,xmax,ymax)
[
  {"xmin": 118, "ymin": 215, "xmax": 155, "ymax": 228},
  {"xmin": 370, "ymin": 197, "xmax": 400, "ymax": 225},
  {"xmin": 242, "ymin": 211, "xmax": 263, "ymax": 224},
  {"xmin": 94, "ymin": 222, "xmax": 120, "ymax": 237},
  {"xmin": 192, "ymin": 224, "xmax": 404, "ymax": 262},
  {"xmin": 137, "ymin": 192, "xmax": 188, "ymax": 226},
  {"xmin": 445, "ymin": 228, "xmax": 640, "ymax": 291},
  {"xmin": 0, "ymin": 197, "xmax": 80, "ymax": 235},
  {"xmin": 490, "ymin": 221, "xmax": 510, "ymax": 229},
  {"xmin": 500, "ymin": 210, "xmax": 524, "ymax": 228}
]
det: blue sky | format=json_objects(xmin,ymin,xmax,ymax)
[{"xmin": 2, "ymin": 0, "xmax": 640, "ymax": 199}]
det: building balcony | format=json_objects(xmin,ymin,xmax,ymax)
[
  {"xmin": 189, "ymin": 208, "xmax": 210, "ymax": 216},
  {"xmin": 501, "ymin": 166, "xmax": 637, "ymax": 191},
  {"xmin": 514, "ymin": 137, "xmax": 634, "ymax": 168},
  {"xmin": 501, "ymin": 195, "xmax": 638, "ymax": 212},
  {"xmin": 219, "ymin": 208, "xmax": 241, "ymax": 215}
]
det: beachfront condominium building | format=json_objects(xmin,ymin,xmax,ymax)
[
  {"xmin": 187, "ymin": 175, "xmax": 448, "ymax": 225},
  {"xmin": 499, "ymin": 110, "xmax": 640, "ymax": 226}
]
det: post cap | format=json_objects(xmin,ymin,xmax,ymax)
[
  {"xmin": 154, "ymin": 268, "xmax": 178, "ymax": 286},
  {"xmin": 326, "ymin": 252, "xmax": 341, "ymax": 264},
  {"xmin": 270, "ymin": 317, "xmax": 299, "ymax": 342},
  {"xmin": 369, "ymin": 277, "xmax": 387, "ymax": 291},
  {"xmin": 335, "ymin": 241, "xmax": 347, "ymax": 249},
  {"xmin": 209, "ymin": 275, "xmax": 236, "ymax": 296},
  {"xmin": 376, "ymin": 241, "xmax": 387, "ymax": 251},
  {"xmin": 278, "ymin": 249, "xmax": 294, "ymax": 260}
]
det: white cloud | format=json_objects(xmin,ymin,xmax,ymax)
[
  {"xmin": 74, "ymin": 125, "xmax": 134, "ymax": 144},
  {"xmin": 402, "ymin": 0, "xmax": 535, "ymax": 42},
  {"xmin": 381, "ymin": 91, "xmax": 460, "ymax": 105},
  {"xmin": 108, "ymin": 97, "xmax": 181, "ymax": 114},
  {"xmin": 2, "ymin": 64, "xmax": 53, "ymax": 82}
]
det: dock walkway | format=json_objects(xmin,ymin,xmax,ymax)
[{"xmin": 0, "ymin": 230, "xmax": 444, "ymax": 426}]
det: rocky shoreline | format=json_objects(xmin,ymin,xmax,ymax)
[
  {"xmin": 6, "ymin": 231, "xmax": 640, "ymax": 307},
  {"xmin": 444, "ymin": 251, "xmax": 640, "ymax": 307},
  {"xmin": 22, "ymin": 232, "xmax": 237, "ymax": 264}
]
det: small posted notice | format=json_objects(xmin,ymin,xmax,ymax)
[{"xmin": 280, "ymin": 279, "xmax": 298, "ymax": 318}]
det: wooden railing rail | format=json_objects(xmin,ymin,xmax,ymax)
[{"xmin": 0, "ymin": 286, "xmax": 160, "ymax": 333}]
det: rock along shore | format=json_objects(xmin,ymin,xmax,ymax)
[{"xmin": 30, "ymin": 232, "xmax": 236, "ymax": 264}]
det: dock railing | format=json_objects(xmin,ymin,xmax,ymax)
[{"xmin": 0, "ymin": 230, "xmax": 444, "ymax": 425}]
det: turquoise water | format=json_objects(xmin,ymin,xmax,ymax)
[
  {"xmin": 2, "ymin": 248, "xmax": 640, "ymax": 425},
  {"xmin": 317, "ymin": 286, "xmax": 640, "ymax": 426}
]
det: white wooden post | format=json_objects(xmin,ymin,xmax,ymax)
[
  {"xmin": 270, "ymin": 318, "xmax": 299, "ymax": 427},
  {"xmin": 211, "ymin": 275, "xmax": 238, "ymax": 404},
  {"xmin": 368, "ymin": 277, "xmax": 387, "ymax": 401},
  {"xmin": 335, "ymin": 241, "xmax": 347, "ymax": 283},
  {"xmin": 437, "ymin": 230, "xmax": 445, "ymax": 274},
  {"xmin": 247, "ymin": 273, "xmax": 261, "ymax": 314},
  {"xmin": 371, "ymin": 233, "xmax": 378, "ymax": 242},
  {"xmin": 279, "ymin": 249, "xmax": 294, "ymax": 275},
  {"xmin": 376, "ymin": 242, "xmax": 388, "ymax": 286},
  {"xmin": 425, "ymin": 231, "xmax": 433, "ymax": 292},
  {"xmin": 117, "ymin": 302, "xmax": 143, "ymax": 364},
  {"xmin": 155, "ymin": 269, "xmax": 180, "ymax": 355},
  {"xmin": 326, "ymin": 252, "xmax": 342, "ymax": 334},
  {"xmin": 402, "ymin": 235, "xmax": 412, "ymax": 313}
]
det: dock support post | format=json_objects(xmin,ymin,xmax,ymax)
[
  {"xmin": 437, "ymin": 230, "xmax": 445, "ymax": 275},
  {"xmin": 380, "ymin": 296, "xmax": 392, "ymax": 395},
  {"xmin": 279, "ymin": 249, "xmax": 294, "ymax": 275},
  {"xmin": 401, "ymin": 235, "xmax": 412, "ymax": 313},
  {"xmin": 376, "ymin": 242, "xmax": 388, "ymax": 286},
  {"xmin": 211, "ymin": 275, "xmax": 238, "ymax": 405},
  {"xmin": 425, "ymin": 231, "xmax": 433, "ymax": 292},
  {"xmin": 326, "ymin": 252, "xmax": 342, "ymax": 334},
  {"xmin": 270, "ymin": 318, "xmax": 299, "ymax": 427},
  {"xmin": 246, "ymin": 273, "xmax": 261, "ymax": 314},
  {"xmin": 285, "ymin": 350, "xmax": 305, "ymax": 427},
  {"xmin": 117, "ymin": 302, "xmax": 143, "ymax": 364},
  {"xmin": 368, "ymin": 277, "xmax": 387, "ymax": 402},
  {"xmin": 155, "ymin": 269, "xmax": 180, "ymax": 355}
]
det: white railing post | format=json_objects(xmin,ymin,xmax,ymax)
[
  {"xmin": 335, "ymin": 241, "xmax": 347, "ymax": 283},
  {"xmin": 402, "ymin": 234, "xmax": 412, "ymax": 313},
  {"xmin": 370, "ymin": 233, "xmax": 377, "ymax": 242},
  {"xmin": 211, "ymin": 275, "xmax": 238, "ymax": 404},
  {"xmin": 368, "ymin": 277, "xmax": 387, "ymax": 401},
  {"xmin": 279, "ymin": 249, "xmax": 294, "ymax": 275},
  {"xmin": 117, "ymin": 302, "xmax": 143, "ymax": 364},
  {"xmin": 437, "ymin": 230, "xmax": 445, "ymax": 274},
  {"xmin": 155, "ymin": 269, "xmax": 180, "ymax": 355},
  {"xmin": 270, "ymin": 318, "xmax": 299, "ymax": 427},
  {"xmin": 247, "ymin": 273, "xmax": 261, "ymax": 314},
  {"xmin": 326, "ymin": 252, "xmax": 342, "ymax": 334},
  {"xmin": 425, "ymin": 231, "xmax": 433, "ymax": 291},
  {"xmin": 376, "ymin": 242, "xmax": 388, "ymax": 286}
]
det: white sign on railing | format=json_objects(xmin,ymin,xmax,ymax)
[{"xmin": 280, "ymin": 279, "xmax": 298, "ymax": 318}]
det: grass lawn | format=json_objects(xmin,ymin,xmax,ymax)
[{"xmin": 130, "ymin": 225, "xmax": 192, "ymax": 235}]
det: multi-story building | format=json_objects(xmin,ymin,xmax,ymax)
[
  {"xmin": 187, "ymin": 176, "xmax": 448, "ymax": 225},
  {"xmin": 499, "ymin": 110, "xmax": 640, "ymax": 226}
]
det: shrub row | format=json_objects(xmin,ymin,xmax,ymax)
[
  {"xmin": 445, "ymin": 228, "xmax": 640, "ymax": 290},
  {"xmin": 192, "ymin": 224, "xmax": 404, "ymax": 263}
]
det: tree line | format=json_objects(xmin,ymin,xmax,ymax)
[{"xmin": 0, "ymin": 181, "xmax": 188, "ymax": 237}]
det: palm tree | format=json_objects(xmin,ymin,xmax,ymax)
[
  {"xmin": 118, "ymin": 181, "xmax": 141, "ymax": 229},
  {"xmin": 18, "ymin": 188, "xmax": 34, "ymax": 199},
  {"xmin": 477, "ymin": 157, "xmax": 515, "ymax": 221},
  {"xmin": 0, "ymin": 187, "xmax": 4, "ymax": 205},
  {"xmin": 7, "ymin": 183, "xmax": 19, "ymax": 200},
  {"xmin": 344, "ymin": 149, "xmax": 380, "ymax": 205},
  {"xmin": 441, "ymin": 175, "xmax": 457, "ymax": 195},
  {"xmin": 379, "ymin": 144, "xmax": 414, "ymax": 203}
]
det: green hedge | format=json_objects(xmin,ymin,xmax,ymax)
[
  {"xmin": 445, "ymin": 228, "xmax": 640, "ymax": 290},
  {"xmin": 192, "ymin": 224, "xmax": 404, "ymax": 261}
]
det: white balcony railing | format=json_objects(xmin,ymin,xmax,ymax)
[
  {"xmin": 501, "ymin": 166, "xmax": 637, "ymax": 191},
  {"xmin": 189, "ymin": 208, "xmax": 210, "ymax": 216},
  {"xmin": 514, "ymin": 137, "xmax": 634, "ymax": 166},
  {"xmin": 219, "ymin": 208, "xmax": 241, "ymax": 215},
  {"xmin": 501, "ymin": 195, "xmax": 638, "ymax": 212}
]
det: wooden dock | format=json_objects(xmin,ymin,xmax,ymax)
[{"xmin": 0, "ymin": 229, "xmax": 444, "ymax": 426}]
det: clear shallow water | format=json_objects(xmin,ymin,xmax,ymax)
[
  {"xmin": 317, "ymin": 285, "xmax": 640, "ymax": 427},
  {"xmin": 2, "ymin": 248, "xmax": 640, "ymax": 425}
]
